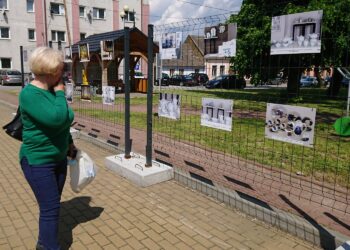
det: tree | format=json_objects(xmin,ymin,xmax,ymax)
[{"xmin": 230, "ymin": 0, "xmax": 350, "ymax": 97}]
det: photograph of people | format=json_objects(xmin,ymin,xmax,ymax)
[
  {"xmin": 79, "ymin": 43, "xmax": 90, "ymax": 62},
  {"xmin": 65, "ymin": 82, "xmax": 73, "ymax": 103},
  {"xmin": 102, "ymin": 86, "xmax": 115, "ymax": 105},
  {"xmin": 158, "ymin": 93, "xmax": 181, "ymax": 120},
  {"xmin": 64, "ymin": 46, "xmax": 72, "ymax": 62},
  {"xmin": 19, "ymin": 46, "xmax": 77, "ymax": 250}
]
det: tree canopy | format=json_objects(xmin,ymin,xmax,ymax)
[{"xmin": 229, "ymin": 0, "xmax": 350, "ymax": 96}]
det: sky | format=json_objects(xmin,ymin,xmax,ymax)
[{"xmin": 149, "ymin": 0, "xmax": 243, "ymax": 25}]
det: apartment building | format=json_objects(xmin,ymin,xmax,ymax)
[{"xmin": 0, "ymin": 0, "xmax": 149, "ymax": 72}]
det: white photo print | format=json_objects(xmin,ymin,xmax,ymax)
[
  {"xmin": 158, "ymin": 93, "xmax": 181, "ymax": 120},
  {"xmin": 65, "ymin": 83, "xmax": 73, "ymax": 103},
  {"xmin": 201, "ymin": 98, "xmax": 233, "ymax": 132},
  {"xmin": 102, "ymin": 86, "xmax": 115, "ymax": 105},
  {"xmin": 265, "ymin": 103, "xmax": 316, "ymax": 147}
]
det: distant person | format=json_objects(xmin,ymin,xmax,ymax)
[{"xmin": 19, "ymin": 47, "xmax": 76, "ymax": 250}]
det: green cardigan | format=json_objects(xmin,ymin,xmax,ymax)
[{"xmin": 19, "ymin": 84, "xmax": 74, "ymax": 165}]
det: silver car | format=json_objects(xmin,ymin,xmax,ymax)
[{"xmin": 0, "ymin": 70, "xmax": 22, "ymax": 86}]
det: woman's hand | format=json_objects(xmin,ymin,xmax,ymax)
[{"xmin": 68, "ymin": 143, "xmax": 78, "ymax": 159}]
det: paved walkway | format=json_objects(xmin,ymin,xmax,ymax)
[{"xmin": 0, "ymin": 102, "xmax": 319, "ymax": 249}]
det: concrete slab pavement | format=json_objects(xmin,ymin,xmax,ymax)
[{"xmin": 0, "ymin": 102, "xmax": 319, "ymax": 249}]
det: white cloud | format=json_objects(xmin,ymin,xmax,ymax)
[{"xmin": 149, "ymin": 0, "xmax": 243, "ymax": 25}]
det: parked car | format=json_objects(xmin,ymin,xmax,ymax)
[
  {"xmin": 155, "ymin": 73, "xmax": 170, "ymax": 86},
  {"xmin": 300, "ymin": 76, "xmax": 318, "ymax": 87},
  {"xmin": 341, "ymin": 77, "xmax": 350, "ymax": 87},
  {"xmin": 0, "ymin": 69, "xmax": 22, "ymax": 86},
  {"xmin": 205, "ymin": 75, "xmax": 246, "ymax": 89},
  {"xmin": 169, "ymin": 74, "xmax": 196, "ymax": 86},
  {"xmin": 188, "ymin": 73, "xmax": 209, "ymax": 85}
]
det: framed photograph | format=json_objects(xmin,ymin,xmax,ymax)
[
  {"xmin": 265, "ymin": 103, "xmax": 316, "ymax": 147},
  {"xmin": 270, "ymin": 10, "xmax": 323, "ymax": 55},
  {"xmin": 79, "ymin": 43, "xmax": 90, "ymax": 62},
  {"xmin": 160, "ymin": 32, "xmax": 182, "ymax": 59},
  {"xmin": 204, "ymin": 23, "xmax": 237, "ymax": 57},
  {"xmin": 102, "ymin": 86, "xmax": 115, "ymax": 105},
  {"xmin": 64, "ymin": 46, "xmax": 72, "ymax": 62},
  {"xmin": 101, "ymin": 40, "xmax": 114, "ymax": 61},
  {"xmin": 65, "ymin": 83, "xmax": 74, "ymax": 103},
  {"xmin": 158, "ymin": 93, "xmax": 181, "ymax": 120},
  {"xmin": 201, "ymin": 98, "xmax": 233, "ymax": 131}
]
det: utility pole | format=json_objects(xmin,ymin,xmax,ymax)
[{"xmin": 63, "ymin": 0, "xmax": 71, "ymax": 46}]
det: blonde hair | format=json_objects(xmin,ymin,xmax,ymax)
[{"xmin": 29, "ymin": 47, "xmax": 64, "ymax": 75}]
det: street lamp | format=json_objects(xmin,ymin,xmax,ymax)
[{"xmin": 119, "ymin": 5, "xmax": 135, "ymax": 28}]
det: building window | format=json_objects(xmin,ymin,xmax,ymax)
[
  {"xmin": 51, "ymin": 30, "xmax": 65, "ymax": 42},
  {"xmin": 220, "ymin": 65, "xmax": 225, "ymax": 75},
  {"xmin": 79, "ymin": 6, "xmax": 85, "ymax": 17},
  {"xmin": 28, "ymin": 29, "xmax": 36, "ymax": 41},
  {"xmin": 0, "ymin": 58, "xmax": 11, "ymax": 69},
  {"xmin": 125, "ymin": 11, "xmax": 135, "ymax": 22},
  {"xmin": 0, "ymin": 27, "xmax": 9, "ymax": 39},
  {"xmin": 179, "ymin": 69, "xmax": 184, "ymax": 75},
  {"xmin": 0, "ymin": 0, "xmax": 8, "ymax": 9},
  {"xmin": 50, "ymin": 3, "xmax": 65, "ymax": 15},
  {"xmin": 27, "ymin": 0, "xmax": 34, "ymax": 12},
  {"xmin": 212, "ymin": 65, "xmax": 217, "ymax": 77},
  {"xmin": 170, "ymin": 69, "xmax": 175, "ymax": 76},
  {"xmin": 92, "ymin": 8, "xmax": 105, "ymax": 19},
  {"xmin": 80, "ymin": 33, "xmax": 86, "ymax": 40}
]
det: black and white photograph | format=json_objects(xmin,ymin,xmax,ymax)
[
  {"xmin": 265, "ymin": 103, "xmax": 316, "ymax": 147},
  {"xmin": 65, "ymin": 83, "xmax": 73, "ymax": 103},
  {"xmin": 201, "ymin": 98, "xmax": 233, "ymax": 132},
  {"xmin": 270, "ymin": 10, "xmax": 323, "ymax": 55},
  {"xmin": 204, "ymin": 23, "xmax": 237, "ymax": 57},
  {"xmin": 101, "ymin": 40, "xmax": 114, "ymax": 61},
  {"xmin": 81, "ymin": 85, "xmax": 91, "ymax": 101},
  {"xmin": 64, "ymin": 46, "xmax": 72, "ymax": 62},
  {"xmin": 158, "ymin": 93, "xmax": 181, "ymax": 120},
  {"xmin": 160, "ymin": 32, "xmax": 182, "ymax": 59},
  {"xmin": 102, "ymin": 86, "xmax": 115, "ymax": 105},
  {"xmin": 79, "ymin": 43, "xmax": 90, "ymax": 62}
]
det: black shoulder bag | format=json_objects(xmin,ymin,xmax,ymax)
[{"xmin": 2, "ymin": 107, "xmax": 23, "ymax": 141}]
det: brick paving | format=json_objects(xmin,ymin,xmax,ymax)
[{"xmin": 0, "ymin": 101, "xmax": 319, "ymax": 249}]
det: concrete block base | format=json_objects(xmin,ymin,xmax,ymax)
[{"xmin": 105, "ymin": 153, "xmax": 173, "ymax": 187}]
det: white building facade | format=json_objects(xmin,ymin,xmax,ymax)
[{"xmin": 0, "ymin": 0, "xmax": 149, "ymax": 72}]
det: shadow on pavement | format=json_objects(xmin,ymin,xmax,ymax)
[{"xmin": 59, "ymin": 196, "xmax": 104, "ymax": 250}]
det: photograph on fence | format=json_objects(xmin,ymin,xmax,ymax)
[
  {"xmin": 270, "ymin": 10, "xmax": 323, "ymax": 55},
  {"xmin": 65, "ymin": 83, "xmax": 73, "ymax": 103},
  {"xmin": 81, "ymin": 85, "xmax": 91, "ymax": 101},
  {"xmin": 201, "ymin": 98, "xmax": 233, "ymax": 131},
  {"xmin": 265, "ymin": 103, "xmax": 316, "ymax": 147},
  {"xmin": 101, "ymin": 40, "xmax": 114, "ymax": 61},
  {"xmin": 102, "ymin": 86, "xmax": 115, "ymax": 105},
  {"xmin": 160, "ymin": 32, "xmax": 182, "ymax": 59},
  {"xmin": 79, "ymin": 43, "xmax": 90, "ymax": 62},
  {"xmin": 204, "ymin": 23, "xmax": 237, "ymax": 57},
  {"xmin": 64, "ymin": 46, "xmax": 72, "ymax": 62},
  {"xmin": 158, "ymin": 93, "xmax": 181, "ymax": 120}
]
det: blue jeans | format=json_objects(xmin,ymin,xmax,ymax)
[{"xmin": 21, "ymin": 157, "xmax": 67, "ymax": 250}]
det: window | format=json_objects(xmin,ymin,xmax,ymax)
[
  {"xmin": 50, "ymin": 3, "xmax": 65, "ymax": 15},
  {"xmin": 212, "ymin": 65, "xmax": 217, "ymax": 77},
  {"xmin": 80, "ymin": 33, "xmax": 86, "ymax": 40},
  {"xmin": 27, "ymin": 0, "xmax": 34, "ymax": 12},
  {"xmin": 170, "ymin": 69, "xmax": 175, "ymax": 76},
  {"xmin": 125, "ymin": 11, "xmax": 135, "ymax": 22},
  {"xmin": 0, "ymin": 58, "xmax": 11, "ymax": 69},
  {"xmin": 220, "ymin": 65, "xmax": 225, "ymax": 75},
  {"xmin": 179, "ymin": 69, "xmax": 184, "ymax": 75},
  {"xmin": 0, "ymin": 27, "xmax": 9, "ymax": 39},
  {"xmin": 92, "ymin": 7, "xmax": 105, "ymax": 19},
  {"xmin": 79, "ymin": 6, "xmax": 85, "ymax": 17},
  {"xmin": 28, "ymin": 29, "xmax": 35, "ymax": 41},
  {"xmin": 0, "ymin": 0, "xmax": 8, "ymax": 9},
  {"xmin": 51, "ymin": 30, "xmax": 65, "ymax": 42}
]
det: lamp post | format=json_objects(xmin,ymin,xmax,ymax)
[{"xmin": 119, "ymin": 5, "xmax": 136, "ymax": 28}]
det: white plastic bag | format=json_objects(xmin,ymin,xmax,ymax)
[{"xmin": 68, "ymin": 150, "xmax": 97, "ymax": 193}]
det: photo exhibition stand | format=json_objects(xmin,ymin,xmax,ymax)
[{"xmin": 105, "ymin": 26, "xmax": 173, "ymax": 187}]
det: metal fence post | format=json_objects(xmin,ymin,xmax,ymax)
[
  {"xmin": 20, "ymin": 46, "xmax": 25, "ymax": 89},
  {"xmin": 124, "ymin": 27, "xmax": 131, "ymax": 158},
  {"xmin": 146, "ymin": 25, "xmax": 154, "ymax": 167}
]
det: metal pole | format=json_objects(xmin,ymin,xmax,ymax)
[
  {"xmin": 20, "ymin": 46, "xmax": 25, "ymax": 89},
  {"xmin": 347, "ymin": 80, "xmax": 350, "ymax": 117},
  {"xmin": 145, "ymin": 25, "xmax": 154, "ymax": 167},
  {"xmin": 124, "ymin": 27, "xmax": 131, "ymax": 158}
]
